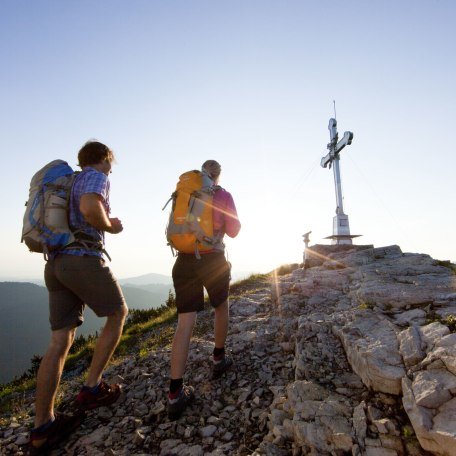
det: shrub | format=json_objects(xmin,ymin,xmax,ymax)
[
  {"xmin": 274, "ymin": 263, "xmax": 299, "ymax": 276},
  {"xmin": 26, "ymin": 355, "xmax": 42, "ymax": 377},
  {"xmin": 165, "ymin": 290, "xmax": 176, "ymax": 308},
  {"xmin": 229, "ymin": 273, "xmax": 269, "ymax": 296},
  {"xmin": 443, "ymin": 314, "xmax": 456, "ymax": 333},
  {"xmin": 435, "ymin": 260, "xmax": 456, "ymax": 274}
]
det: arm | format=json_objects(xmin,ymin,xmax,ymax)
[
  {"xmin": 223, "ymin": 193, "xmax": 241, "ymax": 238},
  {"xmin": 80, "ymin": 193, "xmax": 123, "ymax": 234}
]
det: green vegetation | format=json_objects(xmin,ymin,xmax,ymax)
[
  {"xmin": 64, "ymin": 294, "xmax": 178, "ymax": 368},
  {"xmin": 435, "ymin": 260, "xmax": 456, "ymax": 274},
  {"xmin": 443, "ymin": 314, "xmax": 456, "ymax": 332},
  {"xmin": 0, "ymin": 377, "xmax": 36, "ymax": 403},
  {"xmin": 402, "ymin": 424, "xmax": 415, "ymax": 439},
  {"xmin": 425, "ymin": 309, "xmax": 456, "ymax": 333},
  {"xmin": 229, "ymin": 273, "xmax": 270, "ymax": 298},
  {"xmin": 358, "ymin": 300, "xmax": 375, "ymax": 310},
  {"xmin": 273, "ymin": 263, "xmax": 299, "ymax": 276}
]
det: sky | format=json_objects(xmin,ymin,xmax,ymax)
[{"xmin": 1, "ymin": 0, "xmax": 455, "ymax": 282}]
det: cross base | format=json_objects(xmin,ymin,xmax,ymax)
[
  {"xmin": 325, "ymin": 214, "xmax": 361, "ymax": 245},
  {"xmin": 324, "ymin": 234, "xmax": 362, "ymax": 245}
]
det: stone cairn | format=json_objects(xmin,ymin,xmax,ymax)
[{"xmin": 1, "ymin": 245, "xmax": 455, "ymax": 455}]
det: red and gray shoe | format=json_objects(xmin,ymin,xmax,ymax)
[
  {"xmin": 75, "ymin": 380, "xmax": 121, "ymax": 411},
  {"xmin": 27, "ymin": 412, "xmax": 83, "ymax": 455},
  {"xmin": 167, "ymin": 385, "xmax": 195, "ymax": 420}
]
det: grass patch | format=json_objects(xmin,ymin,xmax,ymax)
[
  {"xmin": 137, "ymin": 325, "xmax": 176, "ymax": 357},
  {"xmin": 0, "ymin": 377, "xmax": 36, "ymax": 415},
  {"xmin": 426, "ymin": 310, "xmax": 456, "ymax": 333},
  {"xmin": 0, "ymin": 377, "xmax": 35, "ymax": 402},
  {"xmin": 273, "ymin": 263, "xmax": 299, "ymax": 276},
  {"xmin": 117, "ymin": 310, "xmax": 177, "ymax": 357},
  {"xmin": 229, "ymin": 273, "xmax": 270, "ymax": 297},
  {"xmin": 402, "ymin": 424, "xmax": 415, "ymax": 439},
  {"xmin": 124, "ymin": 306, "xmax": 176, "ymax": 336},
  {"xmin": 358, "ymin": 300, "xmax": 375, "ymax": 310},
  {"xmin": 443, "ymin": 314, "xmax": 456, "ymax": 332},
  {"xmin": 65, "ymin": 341, "xmax": 96, "ymax": 370},
  {"xmin": 435, "ymin": 260, "xmax": 456, "ymax": 274}
]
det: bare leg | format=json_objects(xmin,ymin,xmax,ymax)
[
  {"xmin": 34, "ymin": 327, "xmax": 76, "ymax": 427},
  {"xmin": 170, "ymin": 312, "xmax": 197, "ymax": 379},
  {"xmin": 214, "ymin": 300, "xmax": 229, "ymax": 349},
  {"xmin": 85, "ymin": 305, "xmax": 128, "ymax": 387}
]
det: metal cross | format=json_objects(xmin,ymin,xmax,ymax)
[{"xmin": 320, "ymin": 118, "xmax": 359, "ymax": 244}]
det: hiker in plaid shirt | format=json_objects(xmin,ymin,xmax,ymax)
[{"xmin": 29, "ymin": 141, "xmax": 128, "ymax": 454}]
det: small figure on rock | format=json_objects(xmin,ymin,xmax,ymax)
[{"xmin": 303, "ymin": 230, "xmax": 312, "ymax": 269}]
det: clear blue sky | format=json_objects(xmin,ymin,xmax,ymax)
[{"xmin": 1, "ymin": 0, "xmax": 455, "ymax": 281}]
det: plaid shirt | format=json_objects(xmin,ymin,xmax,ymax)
[{"xmin": 61, "ymin": 167, "xmax": 110, "ymax": 257}]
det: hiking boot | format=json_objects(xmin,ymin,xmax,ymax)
[
  {"xmin": 167, "ymin": 385, "xmax": 195, "ymax": 420},
  {"xmin": 75, "ymin": 380, "xmax": 121, "ymax": 411},
  {"xmin": 212, "ymin": 355, "xmax": 233, "ymax": 379},
  {"xmin": 27, "ymin": 412, "xmax": 83, "ymax": 455}
]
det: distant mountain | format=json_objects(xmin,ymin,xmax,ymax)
[
  {"xmin": 0, "ymin": 277, "xmax": 44, "ymax": 286},
  {"xmin": 119, "ymin": 272, "xmax": 172, "ymax": 286},
  {"xmin": 0, "ymin": 283, "xmax": 51, "ymax": 385},
  {"xmin": 121, "ymin": 285, "xmax": 172, "ymax": 310},
  {"xmin": 0, "ymin": 271, "xmax": 173, "ymax": 288},
  {"xmin": 0, "ymin": 281, "xmax": 170, "ymax": 385}
]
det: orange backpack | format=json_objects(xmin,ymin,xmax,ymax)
[{"xmin": 164, "ymin": 170, "xmax": 219, "ymax": 258}]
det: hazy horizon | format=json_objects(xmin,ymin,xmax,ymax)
[{"xmin": 0, "ymin": 268, "xmax": 265, "ymax": 285}]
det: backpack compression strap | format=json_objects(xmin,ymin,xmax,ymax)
[{"xmin": 64, "ymin": 232, "xmax": 112, "ymax": 262}]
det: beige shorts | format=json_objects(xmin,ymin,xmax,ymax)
[{"xmin": 44, "ymin": 254, "xmax": 127, "ymax": 331}]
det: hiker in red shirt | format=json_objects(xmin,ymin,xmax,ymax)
[{"xmin": 168, "ymin": 160, "xmax": 241, "ymax": 420}]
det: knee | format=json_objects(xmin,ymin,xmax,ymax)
[
  {"xmin": 50, "ymin": 327, "xmax": 76, "ymax": 353},
  {"xmin": 118, "ymin": 303, "xmax": 129, "ymax": 319},
  {"xmin": 214, "ymin": 300, "xmax": 228, "ymax": 313},
  {"xmin": 107, "ymin": 304, "xmax": 128, "ymax": 324},
  {"xmin": 176, "ymin": 312, "xmax": 197, "ymax": 332}
]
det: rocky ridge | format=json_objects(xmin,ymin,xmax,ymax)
[{"xmin": 1, "ymin": 245, "xmax": 456, "ymax": 455}]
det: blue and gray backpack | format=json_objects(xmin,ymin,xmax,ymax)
[{"xmin": 21, "ymin": 160, "xmax": 77, "ymax": 259}]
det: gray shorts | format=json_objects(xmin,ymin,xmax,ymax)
[{"xmin": 44, "ymin": 254, "xmax": 127, "ymax": 331}]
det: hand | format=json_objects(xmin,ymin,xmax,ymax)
[{"xmin": 108, "ymin": 217, "xmax": 123, "ymax": 234}]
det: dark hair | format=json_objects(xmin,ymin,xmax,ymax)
[{"xmin": 78, "ymin": 141, "xmax": 115, "ymax": 168}]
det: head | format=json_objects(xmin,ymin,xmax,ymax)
[
  {"xmin": 202, "ymin": 159, "xmax": 221, "ymax": 183},
  {"xmin": 78, "ymin": 140, "xmax": 115, "ymax": 175}
]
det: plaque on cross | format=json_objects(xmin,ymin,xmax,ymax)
[{"xmin": 320, "ymin": 117, "xmax": 360, "ymax": 245}]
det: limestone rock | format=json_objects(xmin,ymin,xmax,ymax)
[
  {"xmin": 412, "ymin": 369, "xmax": 456, "ymax": 408},
  {"xmin": 402, "ymin": 377, "xmax": 456, "ymax": 455},
  {"xmin": 394, "ymin": 308, "xmax": 426, "ymax": 327},
  {"xmin": 420, "ymin": 322, "xmax": 450, "ymax": 351},
  {"xmin": 398, "ymin": 325, "xmax": 425, "ymax": 368},
  {"xmin": 1, "ymin": 245, "xmax": 455, "ymax": 456},
  {"xmin": 334, "ymin": 312, "xmax": 405, "ymax": 395}
]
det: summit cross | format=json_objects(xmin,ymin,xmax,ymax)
[{"xmin": 320, "ymin": 118, "xmax": 360, "ymax": 245}]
